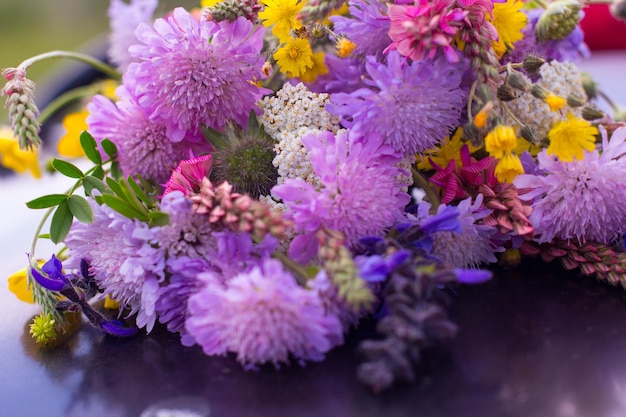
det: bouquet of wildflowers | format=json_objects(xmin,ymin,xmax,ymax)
[{"xmin": 3, "ymin": 0, "xmax": 626, "ymax": 392}]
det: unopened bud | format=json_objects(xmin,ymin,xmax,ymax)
[
  {"xmin": 520, "ymin": 125, "xmax": 540, "ymax": 145},
  {"xmin": 531, "ymin": 84, "xmax": 548, "ymax": 100},
  {"xmin": 566, "ymin": 92, "xmax": 586, "ymax": 107},
  {"xmin": 522, "ymin": 54, "xmax": 546, "ymax": 76},
  {"xmin": 507, "ymin": 70, "xmax": 531, "ymax": 91},
  {"xmin": 464, "ymin": 122, "xmax": 483, "ymax": 147},
  {"xmin": 611, "ymin": 0, "xmax": 626, "ymax": 21},
  {"xmin": 535, "ymin": 0, "xmax": 583, "ymax": 42},
  {"xmin": 581, "ymin": 104, "xmax": 605, "ymax": 121},
  {"xmin": 581, "ymin": 72, "xmax": 598, "ymax": 100},
  {"xmin": 497, "ymin": 83, "xmax": 517, "ymax": 101}
]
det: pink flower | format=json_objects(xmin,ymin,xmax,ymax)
[
  {"xmin": 163, "ymin": 154, "xmax": 213, "ymax": 195},
  {"xmin": 386, "ymin": 0, "xmax": 467, "ymax": 62}
]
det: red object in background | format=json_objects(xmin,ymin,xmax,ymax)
[{"xmin": 580, "ymin": 3, "xmax": 626, "ymax": 50}]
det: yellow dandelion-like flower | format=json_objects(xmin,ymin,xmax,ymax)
[
  {"xmin": 57, "ymin": 109, "xmax": 89, "ymax": 158},
  {"xmin": 259, "ymin": 0, "xmax": 304, "ymax": 42},
  {"xmin": 547, "ymin": 113, "xmax": 598, "ymax": 162},
  {"xmin": 0, "ymin": 126, "xmax": 41, "ymax": 178},
  {"xmin": 491, "ymin": 0, "xmax": 527, "ymax": 58},
  {"xmin": 484, "ymin": 125, "xmax": 517, "ymax": 159},
  {"xmin": 495, "ymin": 152, "xmax": 524, "ymax": 183},
  {"xmin": 201, "ymin": 0, "xmax": 222, "ymax": 7},
  {"xmin": 274, "ymin": 38, "xmax": 314, "ymax": 77},
  {"xmin": 417, "ymin": 128, "xmax": 478, "ymax": 170},
  {"xmin": 29, "ymin": 313, "xmax": 57, "ymax": 345},
  {"xmin": 544, "ymin": 93, "xmax": 567, "ymax": 112},
  {"xmin": 336, "ymin": 37, "xmax": 357, "ymax": 58},
  {"xmin": 299, "ymin": 51, "xmax": 329, "ymax": 83}
]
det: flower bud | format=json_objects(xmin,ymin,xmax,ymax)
[
  {"xmin": 522, "ymin": 54, "xmax": 546, "ymax": 76},
  {"xmin": 507, "ymin": 70, "xmax": 531, "ymax": 91},
  {"xmin": 530, "ymin": 84, "xmax": 548, "ymax": 100},
  {"xmin": 566, "ymin": 92, "xmax": 586, "ymax": 107},
  {"xmin": 535, "ymin": 0, "xmax": 583, "ymax": 42},
  {"xmin": 520, "ymin": 125, "xmax": 540, "ymax": 145},
  {"xmin": 497, "ymin": 83, "xmax": 517, "ymax": 101},
  {"xmin": 581, "ymin": 104, "xmax": 605, "ymax": 121},
  {"xmin": 581, "ymin": 72, "xmax": 598, "ymax": 100},
  {"xmin": 611, "ymin": 0, "xmax": 626, "ymax": 21}
]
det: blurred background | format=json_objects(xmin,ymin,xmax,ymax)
[{"xmin": 0, "ymin": 0, "xmax": 197, "ymax": 124}]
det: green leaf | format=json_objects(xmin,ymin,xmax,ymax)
[
  {"xmin": 110, "ymin": 161, "xmax": 123, "ymax": 180},
  {"xmin": 26, "ymin": 194, "xmax": 68, "ymax": 209},
  {"xmin": 106, "ymin": 177, "xmax": 124, "ymax": 197},
  {"xmin": 83, "ymin": 175, "xmax": 108, "ymax": 196},
  {"xmin": 79, "ymin": 131, "xmax": 102, "ymax": 164},
  {"xmin": 68, "ymin": 195, "xmax": 94, "ymax": 223},
  {"xmin": 92, "ymin": 165, "xmax": 105, "ymax": 180},
  {"xmin": 50, "ymin": 201, "xmax": 73, "ymax": 244},
  {"xmin": 128, "ymin": 176, "xmax": 153, "ymax": 206},
  {"xmin": 118, "ymin": 179, "xmax": 149, "ymax": 216},
  {"xmin": 148, "ymin": 211, "xmax": 170, "ymax": 227},
  {"xmin": 52, "ymin": 159, "xmax": 84, "ymax": 179},
  {"xmin": 101, "ymin": 138, "xmax": 118, "ymax": 158},
  {"xmin": 100, "ymin": 194, "xmax": 149, "ymax": 221}
]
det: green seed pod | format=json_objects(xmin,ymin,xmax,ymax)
[{"xmin": 535, "ymin": 0, "xmax": 582, "ymax": 42}]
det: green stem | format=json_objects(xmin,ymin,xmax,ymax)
[
  {"xmin": 38, "ymin": 84, "xmax": 101, "ymax": 125},
  {"xmin": 598, "ymin": 89, "xmax": 621, "ymax": 113},
  {"xmin": 272, "ymin": 250, "xmax": 310, "ymax": 286},
  {"xmin": 532, "ymin": 0, "xmax": 549, "ymax": 9},
  {"xmin": 411, "ymin": 167, "xmax": 440, "ymax": 213},
  {"xmin": 17, "ymin": 50, "xmax": 121, "ymax": 81},
  {"xmin": 467, "ymin": 80, "xmax": 479, "ymax": 121}
]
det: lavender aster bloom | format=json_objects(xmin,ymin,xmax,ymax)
[
  {"xmin": 514, "ymin": 127, "xmax": 626, "ymax": 244},
  {"xmin": 209, "ymin": 231, "xmax": 278, "ymax": 282},
  {"xmin": 272, "ymin": 130, "xmax": 410, "ymax": 263},
  {"xmin": 108, "ymin": 0, "xmax": 157, "ymax": 72},
  {"xmin": 425, "ymin": 195, "xmax": 503, "ymax": 268},
  {"xmin": 64, "ymin": 198, "xmax": 165, "ymax": 331},
  {"xmin": 309, "ymin": 55, "xmax": 368, "ymax": 94},
  {"xmin": 126, "ymin": 9, "xmax": 269, "ymax": 142},
  {"xmin": 326, "ymin": 51, "xmax": 466, "ymax": 157},
  {"xmin": 185, "ymin": 258, "xmax": 343, "ymax": 367},
  {"xmin": 330, "ymin": 0, "xmax": 391, "ymax": 58},
  {"xmin": 87, "ymin": 85, "xmax": 196, "ymax": 184},
  {"xmin": 158, "ymin": 191, "xmax": 216, "ymax": 260}
]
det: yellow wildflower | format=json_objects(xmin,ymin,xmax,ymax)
[
  {"xmin": 259, "ymin": 0, "xmax": 304, "ymax": 42},
  {"xmin": 299, "ymin": 51, "xmax": 329, "ymax": 83},
  {"xmin": 274, "ymin": 38, "xmax": 314, "ymax": 77},
  {"xmin": 547, "ymin": 113, "xmax": 597, "ymax": 162},
  {"xmin": 0, "ymin": 126, "xmax": 41, "ymax": 178},
  {"xmin": 100, "ymin": 79, "xmax": 119, "ymax": 99},
  {"xmin": 495, "ymin": 152, "xmax": 524, "ymax": 183},
  {"xmin": 544, "ymin": 93, "xmax": 567, "ymax": 112},
  {"xmin": 104, "ymin": 295, "xmax": 121, "ymax": 310},
  {"xmin": 336, "ymin": 37, "xmax": 357, "ymax": 58},
  {"xmin": 57, "ymin": 109, "xmax": 89, "ymax": 158},
  {"xmin": 417, "ymin": 128, "xmax": 478, "ymax": 171},
  {"xmin": 201, "ymin": 0, "xmax": 222, "ymax": 7},
  {"xmin": 491, "ymin": 0, "xmax": 527, "ymax": 58},
  {"xmin": 7, "ymin": 261, "xmax": 45, "ymax": 304},
  {"xmin": 484, "ymin": 125, "xmax": 517, "ymax": 159}
]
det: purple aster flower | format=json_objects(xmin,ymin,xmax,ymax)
[
  {"xmin": 64, "ymin": 198, "xmax": 165, "ymax": 332},
  {"xmin": 185, "ymin": 258, "xmax": 343, "ymax": 367},
  {"xmin": 330, "ymin": 0, "xmax": 391, "ymax": 59},
  {"xmin": 87, "ymin": 85, "xmax": 199, "ymax": 184},
  {"xmin": 107, "ymin": 0, "xmax": 157, "ymax": 72},
  {"xmin": 326, "ymin": 51, "xmax": 466, "ymax": 157},
  {"xmin": 272, "ymin": 130, "xmax": 410, "ymax": 263},
  {"xmin": 309, "ymin": 55, "xmax": 368, "ymax": 94},
  {"xmin": 504, "ymin": 8, "xmax": 589, "ymax": 64},
  {"xmin": 158, "ymin": 191, "xmax": 216, "ymax": 260},
  {"xmin": 209, "ymin": 230, "xmax": 278, "ymax": 282},
  {"xmin": 126, "ymin": 9, "xmax": 270, "ymax": 142},
  {"xmin": 425, "ymin": 194, "xmax": 503, "ymax": 268},
  {"xmin": 157, "ymin": 256, "xmax": 209, "ymax": 335},
  {"xmin": 514, "ymin": 127, "xmax": 626, "ymax": 244}
]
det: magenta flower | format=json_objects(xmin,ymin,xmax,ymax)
[
  {"xmin": 126, "ymin": 9, "xmax": 269, "ymax": 142},
  {"xmin": 386, "ymin": 0, "xmax": 467, "ymax": 63},
  {"xmin": 272, "ymin": 130, "xmax": 410, "ymax": 262},
  {"xmin": 185, "ymin": 258, "xmax": 343, "ymax": 367},
  {"xmin": 163, "ymin": 154, "xmax": 213, "ymax": 195}
]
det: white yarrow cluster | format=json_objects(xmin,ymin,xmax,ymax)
[
  {"xmin": 504, "ymin": 61, "xmax": 587, "ymax": 139},
  {"xmin": 260, "ymin": 82, "xmax": 340, "ymax": 186}
]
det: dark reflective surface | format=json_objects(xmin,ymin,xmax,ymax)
[{"xmin": 3, "ymin": 260, "xmax": 626, "ymax": 417}]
